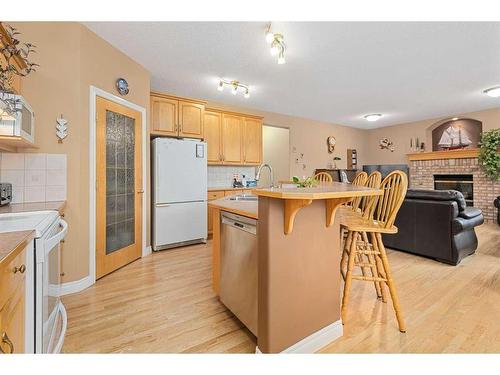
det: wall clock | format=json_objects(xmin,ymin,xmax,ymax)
[
  {"xmin": 327, "ymin": 136, "xmax": 336, "ymax": 153},
  {"xmin": 116, "ymin": 78, "xmax": 129, "ymax": 96}
]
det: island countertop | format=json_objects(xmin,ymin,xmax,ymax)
[
  {"xmin": 208, "ymin": 196, "xmax": 258, "ymax": 219},
  {"xmin": 252, "ymin": 182, "xmax": 382, "ymax": 200}
]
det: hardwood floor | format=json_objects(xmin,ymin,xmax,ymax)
[{"xmin": 62, "ymin": 224, "xmax": 500, "ymax": 353}]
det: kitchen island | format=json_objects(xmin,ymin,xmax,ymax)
[{"xmin": 209, "ymin": 183, "xmax": 382, "ymax": 354}]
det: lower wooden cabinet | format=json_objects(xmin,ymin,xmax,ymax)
[{"xmin": 0, "ymin": 244, "xmax": 27, "ymax": 354}]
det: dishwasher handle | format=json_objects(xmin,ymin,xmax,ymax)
[{"xmin": 221, "ymin": 214, "xmax": 257, "ymax": 235}]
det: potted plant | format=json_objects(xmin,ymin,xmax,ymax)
[{"xmin": 478, "ymin": 129, "xmax": 500, "ymax": 182}]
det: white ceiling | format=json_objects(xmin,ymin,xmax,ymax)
[{"xmin": 85, "ymin": 22, "xmax": 500, "ymax": 129}]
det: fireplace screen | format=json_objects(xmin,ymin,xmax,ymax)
[{"xmin": 434, "ymin": 174, "xmax": 473, "ymax": 206}]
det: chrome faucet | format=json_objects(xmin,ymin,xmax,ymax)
[{"xmin": 255, "ymin": 163, "xmax": 274, "ymax": 188}]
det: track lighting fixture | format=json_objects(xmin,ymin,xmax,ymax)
[
  {"xmin": 217, "ymin": 79, "xmax": 250, "ymax": 99},
  {"xmin": 265, "ymin": 23, "xmax": 286, "ymax": 64}
]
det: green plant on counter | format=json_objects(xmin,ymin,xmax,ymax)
[
  {"xmin": 478, "ymin": 129, "xmax": 500, "ymax": 181},
  {"xmin": 292, "ymin": 176, "xmax": 318, "ymax": 188}
]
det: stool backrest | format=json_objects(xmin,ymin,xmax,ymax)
[
  {"xmin": 314, "ymin": 172, "xmax": 333, "ymax": 183},
  {"xmin": 360, "ymin": 171, "xmax": 382, "ymax": 218},
  {"xmin": 374, "ymin": 170, "xmax": 408, "ymax": 228},
  {"xmin": 350, "ymin": 171, "xmax": 368, "ymax": 211}
]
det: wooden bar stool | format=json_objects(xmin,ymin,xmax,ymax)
[
  {"xmin": 313, "ymin": 172, "xmax": 333, "ymax": 182},
  {"xmin": 340, "ymin": 170, "xmax": 408, "ymax": 332},
  {"xmin": 340, "ymin": 171, "xmax": 382, "ymax": 296}
]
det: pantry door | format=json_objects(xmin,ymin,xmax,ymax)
[{"xmin": 95, "ymin": 96, "xmax": 142, "ymax": 279}]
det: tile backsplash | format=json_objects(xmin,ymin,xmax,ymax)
[
  {"xmin": 0, "ymin": 153, "xmax": 67, "ymax": 203},
  {"xmin": 208, "ymin": 166, "xmax": 256, "ymax": 188}
]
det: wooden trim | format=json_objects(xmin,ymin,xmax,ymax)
[
  {"xmin": 407, "ymin": 148, "xmax": 479, "ymax": 161},
  {"xmin": 325, "ymin": 197, "xmax": 352, "ymax": 227},
  {"xmin": 150, "ymin": 91, "xmax": 207, "ymax": 105},
  {"xmin": 205, "ymin": 107, "xmax": 264, "ymax": 120}
]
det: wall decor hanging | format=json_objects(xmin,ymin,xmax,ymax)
[
  {"xmin": 327, "ymin": 136, "xmax": 336, "ymax": 153},
  {"xmin": 0, "ymin": 23, "xmax": 38, "ymax": 116},
  {"xmin": 379, "ymin": 137, "xmax": 395, "ymax": 152},
  {"xmin": 56, "ymin": 115, "xmax": 68, "ymax": 143}
]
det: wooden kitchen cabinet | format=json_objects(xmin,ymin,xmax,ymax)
[
  {"xmin": 221, "ymin": 114, "xmax": 243, "ymax": 164},
  {"xmin": 242, "ymin": 117, "xmax": 263, "ymax": 165},
  {"xmin": 151, "ymin": 96, "xmax": 178, "ymax": 136},
  {"xmin": 0, "ymin": 239, "xmax": 29, "ymax": 354},
  {"xmin": 179, "ymin": 101, "xmax": 204, "ymax": 138},
  {"xmin": 207, "ymin": 191, "xmax": 225, "ymax": 237},
  {"xmin": 150, "ymin": 92, "xmax": 206, "ymax": 139},
  {"xmin": 203, "ymin": 110, "xmax": 222, "ymax": 163}
]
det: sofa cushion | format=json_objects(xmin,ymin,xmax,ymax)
[
  {"xmin": 406, "ymin": 189, "xmax": 467, "ymax": 211},
  {"xmin": 459, "ymin": 207, "xmax": 482, "ymax": 219}
]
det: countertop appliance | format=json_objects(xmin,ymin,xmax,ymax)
[
  {"xmin": 152, "ymin": 137, "xmax": 207, "ymax": 250},
  {"xmin": 0, "ymin": 210, "xmax": 68, "ymax": 353},
  {"xmin": 219, "ymin": 212, "xmax": 258, "ymax": 335},
  {"xmin": 0, "ymin": 182, "xmax": 12, "ymax": 206},
  {"xmin": 0, "ymin": 94, "xmax": 35, "ymax": 144}
]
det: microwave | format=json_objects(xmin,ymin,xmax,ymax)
[{"xmin": 0, "ymin": 94, "xmax": 35, "ymax": 144}]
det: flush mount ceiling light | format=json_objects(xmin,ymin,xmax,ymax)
[
  {"xmin": 364, "ymin": 114, "xmax": 382, "ymax": 122},
  {"xmin": 265, "ymin": 23, "xmax": 286, "ymax": 65},
  {"xmin": 217, "ymin": 79, "xmax": 250, "ymax": 98},
  {"xmin": 483, "ymin": 86, "xmax": 500, "ymax": 98}
]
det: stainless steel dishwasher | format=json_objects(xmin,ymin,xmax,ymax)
[{"xmin": 220, "ymin": 211, "xmax": 258, "ymax": 336}]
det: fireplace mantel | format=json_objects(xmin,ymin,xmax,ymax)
[{"xmin": 407, "ymin": 148, "xmax": 479, "ymax": 161}]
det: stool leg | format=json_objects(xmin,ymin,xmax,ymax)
[
  {"xmin": 341, "ymin": 231, "xmax": 358, "ymax": 325},
  {"xmin": 362, "ymin": 231, "xmax": 382, "ymax": 299},
  {"xmin": 371, "ymin": 232, "xmax": 387, "ymax": 303},
  {"xmin": 340, "ymin": 230, "xmax": 353, "ymax": 281},
  {"xmin": 376, "ymin": 233, "xmax": 406, "ymax": 333}
]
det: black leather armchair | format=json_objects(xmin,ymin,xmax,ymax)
[{"xmin": 382, "ymin": 189, "xmax": 484, "ymax": 265}]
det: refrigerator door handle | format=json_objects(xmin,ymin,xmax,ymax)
[{"xmin": 156, "ymin": 203, "xmax": 170, "ymax": 207}]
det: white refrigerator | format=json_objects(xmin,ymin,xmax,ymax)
[{"xmin": 152, "ymin": 137, "xmax": 207, "ymax": 250}]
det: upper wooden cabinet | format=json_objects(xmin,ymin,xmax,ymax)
[
  {"xmin": 221, "ymin": 114, "xmax": 243, "ymax": 164},
  {"xmin": 0, "ymin": 23, "xmax": 25, "ymax": 95},
  {"xmin": 204, "ymin": 109, "xmax": 263, "ymax": 166},
  {"xmin": 204, "ymin": 110, "xmax": 222, "ymax": 163},
  {"xmin": 150, "ymin": 92, "xmax": 205, "ymax": 139},
  {"xmin": 151, "ymin": 96, "xmax": 178, "ymax": 136},
  {"xmin": 242, "ymin": 118, "xmax": 263, "ymax": 165},
  {"xmin": 179, "ymin": 101, "xmax": 204, "ymax": 138}
]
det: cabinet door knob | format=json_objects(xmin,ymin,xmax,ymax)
[
  {"xmin": 1, "ymin": 332, "xmax": 14, "ymax": 354},
  {"xmin": 13, "ymin": 264, "xmax": 26, "ymax": 274}
]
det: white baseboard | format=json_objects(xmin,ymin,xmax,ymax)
[
  {"xmin": 142, "ymin": 245, "xmax": 152, "ymax": 257},
  {"xmin": 255, "ymin": 319, "xmax": 343, "ymax": 354},
  {"xmin": 57, "ymin": 275, "xmax": 94, "ymax": 296}
]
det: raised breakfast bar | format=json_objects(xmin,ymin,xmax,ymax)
[{"xmin": 209, "ymin": 182, "xmax": 382, "ymax": 354}]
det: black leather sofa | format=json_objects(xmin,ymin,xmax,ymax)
[
  {"xmin": 382, "ymin": 189, "xmax": 484, "ymax": 265},
  {"xmin": 363, "ymin": 164, "xmax": 409, "ymax": 179}
]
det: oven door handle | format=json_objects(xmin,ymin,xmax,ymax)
[
  {"xmin": 45, "ymin": 219, "xmax": 68, "ymax": 253},
  {"xmin": 52, "ymin": 302, "xmax": 67, "ymax": 354}
]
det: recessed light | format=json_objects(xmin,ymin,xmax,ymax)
[
  {"xmin": 452, "ymin": 117, "xmax": 459, "ymax": 121},
  {"xmin": 483, "ymin": 86, "xmax": 500, "ymax": 98},
  {"xmin": 364, "ymin": 114, "xmax": 382, "ymax": 122}
]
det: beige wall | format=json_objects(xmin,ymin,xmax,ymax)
[
  {"xmin": 206, "ymin": 100, "xmax": 368, "ymax": 178},
  {"xmin": 14, "ymin": 22, "xmax": 150, "ymax": 283},
  {"xmin": 364, "ymin": 107, "xmax": 500, "ymax": 165},
  {"xmin": 261, "ymin": 125, "xmax": 290, "ymax": 186}
]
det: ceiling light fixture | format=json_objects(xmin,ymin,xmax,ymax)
[
  {"xmin": 265, "ymin": 23, "xmax": 286, "ymax": 64},
  {"xmin": 452, "ymin": 117, "xmax": 459, "ymax": 121},
  {"xmin": 364, "ymin": 114, "xmax": 382, "ymax": 122},
  {"xmin": 483, "ymin": 86, "xmax": 500, "ymax": 98},
  {"xmin": 217, "ymin": 79, "xmax": 250, "ymax": 99}
]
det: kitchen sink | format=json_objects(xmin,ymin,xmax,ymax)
[{"xmin": 229, "ymin": 194, "xmax": 258, "ymax": 201}]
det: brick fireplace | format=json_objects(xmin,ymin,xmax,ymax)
[{"xmin": 408, "ymin": 149, "xmax": 499, "ymax": 223}]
